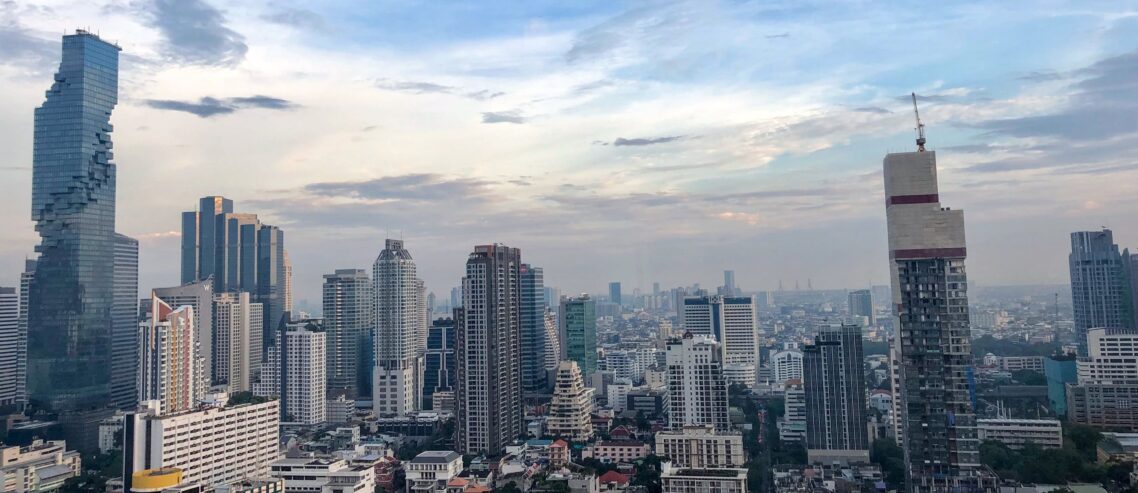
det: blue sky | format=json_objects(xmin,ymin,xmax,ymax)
[{"xmin": 1, "ymin": 0, "xmax": 1137, "ymax": 308}]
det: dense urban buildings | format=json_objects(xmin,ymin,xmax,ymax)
[
  {"xmin": 373, "ymin": 239, "xmax": 423, "ymax": 416},
  {"xmin": 666, "ymin": 334, "xmax": 730, "ymax": 432},
  {"xmin": 138, "ymin": 294, "xmax": 205, "ymax": 415},
  {"xmin": 455, "ymin": 244, "xmax": 524, "ymax": 455},
  {"xmin": 25, "ymin": 31, "xmax": 138, "ymax": 451},
  {"xmin": 520, "ymin": 264, "xmax": 548, "ymax": 393},
  {"xmin": 1, "ymin": 440, "xmax": 82, "ymax": 491},
  {"xmin": 213, "ymin": 292, "xmax": 263, "ymax": 392},
  {"xmin": 322, "ymin": 269, "xmax": 373, "ymax": 399},
  {"xmin": 559, "ymin": 296, "xmax": 598, "ymax": 380},
  {"xmin": 884, "ymin": 147, "xmax": 991, "ymax": 490},
  {"xmin": 803, "ymin": 324, "xmax": 869, "ymax": 464},
  {"xmin": 1069, "ymin": 229, "xmax": 1134, "ymax": 355},
  {"xmin": 682, "ymin": 295, "xmax": 760, "ymax": 387}
]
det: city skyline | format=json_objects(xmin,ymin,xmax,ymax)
[{"xmin": 2, "ymin": 2, "xmax": 1137, "ymax": 304}]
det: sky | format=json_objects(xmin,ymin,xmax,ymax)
[{"xmin": 2, "ymin": 0, "xmax": 1138, "ymax": 310}]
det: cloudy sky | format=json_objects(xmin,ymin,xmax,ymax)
[{"xmin": 2, "ymin": 0, "xmax": 1138, "ymax": 309}]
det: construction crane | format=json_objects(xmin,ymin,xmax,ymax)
[{"xmin": 911, "ymin": 92, "xmax": 926, "ymax": 152}]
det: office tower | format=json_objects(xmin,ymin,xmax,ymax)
[
  {"xmin": 138, "ymin": 295, "xmax": 205, "ymax": 415},
  {"xmin": 722, "ymin": 270, "xmax": 737, "ymax": 296},
  {"xmin": 123, "ymin": 396, "xmax": 280, "ymax": 492},
  {"xmin": 255, "ymin": 320, "xmax": 326, "ymax": 425},
  {"xmin": 373, "ymin": 239, "xmax": 423, "ymax": 416},
  {"xmin": 213, "ymin": 292, "xmax": 262, "ymax": 392},
  {"xmin": 682, "ymin": 296, "xmax": 760, "ymax": 387},
  {"xmin": 424, "ymin": 318, "xmax": 457, "ymax": 410},
  {"xmin": 520, "ymin": 264, "xmax": 548, "ymax": 393},
  {"xmin": 283, "ymin": 250, "xmax": 293, "ymax": 316},
  {"xmin": 111, "ymin": 234, "xmax": 140, "ymax": 410},
  {"xmin": 771, "ymin": 349, "xmax": 804, "ymax": 384},
  {"xmin": 559, "ymin": 296, "xmax": 598, "ymax": 379},
  {"xmin": 323, "ymin": 269, "xmax": 373, "ymax": 399},
  {"xmin": 415, "ymin": 278, "xmax": 429, "ymax": 354},
  {"xmin": 848, "ymin": 289, "xmax": 874, "ymax": 326},
  {"xmin": 455, "ymin": 244, "xmax": 523, "ymax": 455},
  {"xmin": 547, "ymin": 361, "xmax": 595, "ymax": 441},
  {"xmin": 543, "ymin": 287, "xmax": 561, "ymax": 310},
  {"xmin": 609, "ymin": 282, "xmax": 622, "ymax": 305},
  {"xmin": 180, "ymin": 197, "xmax": 286, "ymax": 344},
  {"xmin": 803, "ymin": 324, "xmax": 869, "ymax": 464},
  {"xmin": 1070, "ymin": 229, "xmax": 1134, "ymax": 355},
  {"xmin": 153, "ymin": 279, "xmax": 214, "ymax": 385},
  {"xmin": 0, "ymin": 287, "xmax": 17, "ymax": 406},
  {"xmin": 26, "ymin": 31, "xmax": 139, "ymax": 451},
  {"xmin": 1067, "ymin": 328, "xmax": 1138, "ymax": 429},
  {"xmin": 450, "ymin": 287, "xmax": 461, "ymax": 310},
  {"xmin": 544, "ymin": 308, "xmax": 560, "ymax": 373},
  {"xmin": 884, "ymin": 145, "xmax": 991, "ymax": 491},
  {"xmin": 17, "ymin": 260, "xmax": 34, "ymax": 408},
  {"xmin": 666, "ymin": 334, "xmax": 730, "ymax": 432}
]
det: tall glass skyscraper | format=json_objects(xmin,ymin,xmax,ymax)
[
  {"xmin": 27, "ymin": 31, "xmax": 138, "ymax": 451},
  {"xmin": 519, "ymin": 264, "xmax": 547, "ymax": 393},
  {"xmin": 1069, "ymin": 229, "xmax": 1134, "ymax": 355},
  {"xmin": 559, "ymin": 296, "xmax": 598, "ymax": 380}
]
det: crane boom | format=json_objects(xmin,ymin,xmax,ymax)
[{"xmin": 912, "ymin": 92, "xmax": 927, "ymax": 152}]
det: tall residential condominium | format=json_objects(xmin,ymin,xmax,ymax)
[
  {"xmin": 373, "ymin": 239, "xmax": 423, "ymax": 416},
  {"xmin": 682, "ymin": 296, "xmax": 760, "ymax": 387},
  {"xmin": 138, "ymin": 295, "xmax": 205, "ymax": 415},
  {"xmin": 153, "ymin": 279, "xmax": 214, "ymax": 385},
  {"xmin": 323, "ymin": 269, "xmax": 374, "ymax": 399},
  {"xmin": 424, "ymin": 317, "xmax": 456, "ymax": 410},
  {"xmin": 803, "ymin": 324, "xmax": 869, "ymax": 464},
  {"xmin": 180, "ymin": 196, "xmax": 286, "ymax": 345},
  {"xmin": 546, "ymin": 361, "xmax": 595, "ymax": 442},
  {"xmin": 609, "ymin": 282, "xmax": 622, "ymax": 305},
  {"xmin": 1069, "ymin": 229, "xmax": 1134, "ymax": 355},
  {"xmin": 847, "ymin": 289, "xmax": 874, "ymax": 326},
  {"xmin": 284, "ymin": 250, "xmax": 293, "ymax": 316},
  {"xmin": 666, "ymin": 333, "xmax": 730, "ymax": 433},
  {"xmin": 17, "ymin": 260, "xmax": 35, "ymax": 408},
  {"xmin": 884, "ymin": 146, "xmax": 992, "ymax": 491},
  {"xmin": 123, "ymin": 395, "xmax": 280, "ymax": 492},
  {"xmin": 559, "ymin": 296, "xmax": 598, "ymax": 380},
  {"xmin": 1067, "ymin": 328, "xmax": 1138, "ymax": 429},
  {"xmin": 455, "ymin": 244, "xmax": 524, "ymax": 455},
  {"xmin": 543, "ymin": 308, "xmax": 560, "ymax": 373},
  {"xmin": 213, "ymin": 292, "xmax": 263, "ymax": 392},
  {"xmin": 0, "ymin": 287, "xmax": 18, "ymax": 406},
  {"xmin": 255, "ymin": 320, "xmax": 326, "ymax": 425},
  {"xmin": 26, "ymin": 31, "xmax": 139, "ymax": 451},
  {"xmin": 520, "ymin": 264, "xmax": 548, "ymax": 393}
]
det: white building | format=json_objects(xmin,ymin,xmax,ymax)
[
  {"xmin": 326, "ymin": 395, "xmax": 355, "ymax": 425},
  {"xmin": 977, "ymin": 418, "xmax": 1062, "ymax": 450},
  {"xmin": 779, "ymin": 379, "xmax": 807, "ymax": 443},
  {"xmin": 123, "ymin": 396, "xmax": 280, "ymax": 491},
  {"xmin": 254, "ymin": 321, "xmax": 326, "ymax": 426},
  {"xmin": 213, "ymin": 292, "xmax": 263, "ymax": 393},
  {"xmin": 270, "ymin": 457, "xmax": 375, "ymax": 493},
  {"xmin": 373, "ymin": 239, "xmax": 424, "ymax": 416},
  {"xmin": 660, "ymin": 462, "xmax": 747, "ymax": 493},
  {"xmin": 1000, "ymin": 356, "xmax": 1045, "ymax": 373},
  {"xmin": 153, "ymin": 279, "xmax": 214, "ymax": 386},
  {"xmin": 607, "ymin": 380, "xmax": 633, "ymax": 412},
  {"xmin": 770, "ymin": 349, "xmax": 803, "ymax": 384},
  {"xmin": 0, "ymin": 440, "xmax": 81, "ymax": 493},
  {"xmin": 138, "ymin": 294, "xmax": 205, "ymax": 415},
  {"xmin": 547, "ymin": 361, "xmax": 595, "ymax": 442},
  {"xmin": 1078, "ymin": 328, "xmax": 1138, "ymax": 384},
  {"xmin": 666, "ymin": 334, "xmax": 730, "ymax": 432},
  {"xmin": 0, "ymin": 287, "xmax": 19, "ymax": 407},
  {"xmin": 655, "ymin": 425, "xmax": 744, "ymax": 468},
  {"xmin": 605, "ymin": 350, "xmax": 641, "ymax": 383},
  {"xmin": 406, "ymin": 451, "xmax": 463, "ymax": 493},
  {"xmin": 682, "ymin": 296, "xmax": 760, "ymax": 387},
  {"xmin": 543, "ymin": 309, "xmax": 560, "ymax": 373}
]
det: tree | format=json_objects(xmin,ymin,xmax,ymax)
[
  {"xmin": 1066, "ymin": 423, "xmax": 1103, "ymax": 462},
  {"xmin": 498, "ymin": 481, "xmax": 523, "ymax": 493},
  {"xmin": 870, "ymin": 439, "xmax": 905, "ymax": 489}
]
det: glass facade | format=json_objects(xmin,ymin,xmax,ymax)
[
  {"xmin": 559, "ymin": 296, "xmax": 597, "ymax": 379},
  {"xmin": 423, "ymin": 318, "xmax": 455, "ymax": 409},
  {"xmin": 519, "ymin": 264, "xmax": 546, "ymax": 393}
]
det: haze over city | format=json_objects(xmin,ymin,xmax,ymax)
[{"xmin": 2, "ymin": 1, "xmax": 1137, "ymax": 306}]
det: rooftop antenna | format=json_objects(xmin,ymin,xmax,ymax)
[{"xmin": 911, "ymin": 92, "xmax": 927, "ymax": 152}]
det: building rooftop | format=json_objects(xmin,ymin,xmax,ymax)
[{"xmin": 411, "ymin": 451, "xmax": 461, "ymax": 463}]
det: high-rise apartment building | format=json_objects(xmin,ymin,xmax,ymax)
[
  {"xmin": 884, "ymin": 146, "xmax": 991, "ymax": 491},
  {"xmin": 847, "ymin": 289, "xmax": 874, "ymax": 326},
  {"xmin": 455, "ymin": 244, "xmax": 524, "ymax": 455},
  {"xmin": 323, "ymin": 269, "xmax": 373, "ymax": 399},
  {"xmin": 373, "ymin": 239, "xmax": 423, "ymax": 416},
  {"xmin": 609, "ymin": 282, "xmax": 622, "ymax": 306},
  {"xmin": 520, "ymin": 264, "xmax": 548, "ymax": 393},
  {"xmin": 0, "ymin": 287, "xmax": 18, "ymax": 407},
  {"xmin": 666, "ymin": 334, "xmax": 730, "ymax": 432},
  {"xmin": 26, "ymin": 31, "xmax": 138, "ymax": 451},
  {"xmin": 1067, "ymin": 328, "xmax": 1138, "ymax": 430},
  {"xmin": 682, "ymin": 296, "xmax": 760, "ymax": 387},
  {"xmin": 138, "ymin": 295, "xmax": 205, "ymax": 415},
  {"xmin": 546, "ymin": 361, "xmax": 595, "ymax": 442},
  {"xmin": 544, "ymin": 308, "xmax": 560, "ymax": 373},
  {"xmin": 559, "ymin": 296, "xmax": 598, "ymax": 380},
  {"xmin": 17, "ymin": 260, "xmax": 34, "ymax": 408},
  {"xmin": 1069, "ymin": 229, "xmax": 1134, "ymax": 355},
  {"xmin": 283, "ymin": 250, "xmax": 293, "ymax": 316},
  {"xmin": 111, "ymin": 234, "xmax": 140, "ymax": 410},
  {"xmin": 153, "ymin": 279, "xmax": 214, "ymax": 385},
  {"xmin": 803, "ymin": 324, "xmax": 869, "ymax": 464},
  {"xmin": 213, "ymin": 292, "xmax": 263, "ymax": 392},
  {"xmin": 255, "ymin": 321, "xmax": 326, "ymax": 425},
  {"xmin": 180, "ymin": 197, "xmax": 286, "ymax": 346},
  {"xmin": 424, "ymin": 318, "xmax": 456, "ymax": 410}
]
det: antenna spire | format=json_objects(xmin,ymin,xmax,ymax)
[{"xmin": 912, "ymin": 92, "xmax": 927, "ymax": 152}]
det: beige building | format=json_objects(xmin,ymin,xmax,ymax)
[
  {"xmin": 0, "ymin": 440, "xmax": 81, "ymax": 493},
  {"xmin": 547, "ymin": 361, "xmax": 595, "ymax": 442},
  {"xmin": 655, "ymin": 425, "xmax": 744, "ymax": 468}
]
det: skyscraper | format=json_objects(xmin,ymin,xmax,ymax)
[
  {"xmin": 255, "ymin": 320, "xmax": 326, "ymax": 425},
  {"xmin": 283, "ymin": 250, "xmax": 293, "ymax": 317},
  {"xmin": 847, "ymin": 289, "xmax": 874, "ymax": 326},
  {"xmin": 722, "ymin": 270, "xmax": 737, "ymax": 296},
  {"xmin": 138, "ymin": 295, "xmax": 204, "ymax": 415},
  {"xmin": 17, "ymin": 260, "xmax": 34, "ymax": 408},
  {"xmin": 884, "ymin": 146, "xmax": 991, "ymax": 491},
  {"xmin": 423, "ymin": 318, "xmax": 456, "ymax": 410},
  {"xmin": 112, "ymin": 234, "xmax": 140, "ymax": 410},
  {"xmin": 455, "ymin": 244, "xmax": 523, "ymax": 455},
  {"xmin": 559, "ymin": 296, "xmax": 598, "ymax": 379},
  {"xmin": 803, "ymin": 324, "xmax": 869, "ymax": 464},
  {"xmin": 682, "ymin": 296, "xmax": 760, "ymax": 387},
  {"xmin": 27, "ymin": 31, "xmax": 137, "ymax": 451},
  {"xmin": 666, "ymin": 334, "xmax": 730, "ymax": 433},
  {"xmin": 373, "ymin": 239, "xmax": 423, "ymax": 416},
  {"xmin": 0, "ymin": 287, "xmax": 18, "ymax": 407},
  {"xmin": 608, "ymin": 282, "xmax": 622, "ymax": 306},
  {"xmin": 520, "ymin": 264, "xmax": 548, "ymax": 393},
  {"xmin": 1070, "ymin": 229, "xmax": 1134, "ymax": 355},
  {"xmin": 153, "ymin": 279, "xmax": 213, "ymax": 385},
  {"xmin": 213, "ymin": 292, "xmax": 263, "ymax": 393},
  {"xmin": 546, "ymin": 361, "xmax": 594, "ymax": 441},
  {"xmin": 323, "ymin": 269, "xmax": 373, "ymax": 399}
]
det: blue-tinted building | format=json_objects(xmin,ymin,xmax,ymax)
[
  {"xmin": 520, "ymin": 264, "xmax": 547, "ymax": 393},
  {"xmin": 423, "ymin": 318, "xmax": 456, "ymax": 410},
  {"xmin": 27, "ymin": 31, "xmax": 138, "ymax": 451},
  {"xmin": 1044, "ymin": 356, "xmax": 1077, "ymax": 416},
  {"xmin": 559, "ymin": 296, "xmax": 597, "ymax": 379}
]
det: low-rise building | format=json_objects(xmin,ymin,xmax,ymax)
[
  {"xmin": 977, "ymin": 418, "xmax": 1063, "ymax": 450},
  {"xmin": 660, "ymin": 463, "xmax": 747, "ymax": 493},
  {"xmin": 625, "ymin": 388, "xmax": 667, "ymax": 418},
  {"xmin": 269, "ymin": 457, "xmax": 375, "ymax": 493},
  {"xmin": 581, "ymin": 441, "xmax": 651, "ymax": 463},
  {"xmin": 772, "ymin": 463, "xmax": 884, "ymax": 493},
  {"xmin": 0, "ymin": 440, "xmax": 81, "ymax": 493},
  {"xmin": 406, "ymin": 451, "xmax": 463, "ymax": 493}
]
